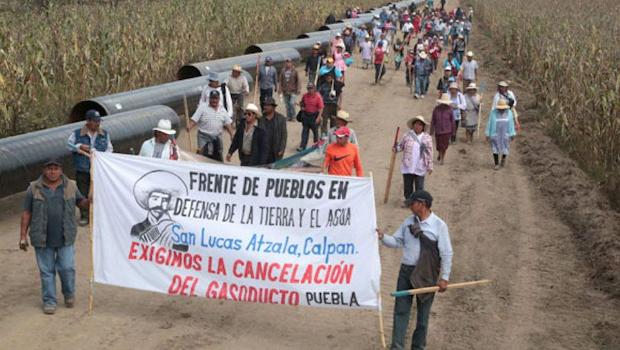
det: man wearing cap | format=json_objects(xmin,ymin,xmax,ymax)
[
  {"xmin": 444, "ymin": 52, "xmax": 460, "ymax": 77},
  {"xmin": 413, "ymin": 51, "xmax": 433, "ymax": 98},
  {"xmin": 431, "ymin": 94, "xmax": 456, "ymax": 165},
  {"xmin": 138, "ymin": 119, "xmax": 179, "ymax": 160},
  {"xmin": 188, "ymin": 90, "xmax": 233, "ymax": 161},
  {"xmin": 305, "ymin": 44, "xmax": 323, "ymax": 84},
  {"xmin": 318, "ymin": 73, "xmax": 345, "ymax": 135},
  {"xmin": 327, "ymin": 110, "xmax": 358, "ymax": 144},
  {"xmin": 67, "ymin": 109, "xmax": 113, "ymax": 226},
  {"xmin": 226, "ymin": 103, "xmax": 268, "ymax": 166},
  {"xmin": 318, "ymin": 57, "xmax": 343, "ymax": 85},
  {"xmin": 372, "ymin": 41, "xmax": 387, "ymax": 85},
  {"xmin": 298, "ymin": 82, "xmax": 324, "ymax": 151},
  {"xmin": 198, "ymin": 72, "xmax": 233, "ymax": 119},
  {"xmin": 377, "ymin": 190, "xmax": 453, "ymax": 350},
  {"xmin": 486, "ymin": 99, "xmax": 517, "ymax": 170},
  {"xmin": 20, "ymin": 160, "xmax": 90, "ymax": 314},
  {"xmin": 279, "ymin": 58, "xmax": 301, "ymax": 122},
  {"xmin": 453, "ymin": 34, "xmax": 466, "ymax": 64},
  {"xmin": 258, "ymin": 97, "xmax": 288, "ymax": 163},
  {"xmin": 224, "ymin": 65, "xmax": 250, "ymax": 127},
  {"xmin": 459, "ymin": 51, "xmax": 478, "ymax": 90},
  {"xmin": 396, "ymin": 116, "xmax": 434, "ymax": 198},
  {"xmin": 448, "ymin": 82, "xmax": 467, "ymax": 143},
  {"xmin": 258, "ymin": 56, "xmax": 278, "ymax": 110},
  {"xmin": 323, "ymin": 127, "xmax": 363, "ymax": 177},
  {"xmin": 436, "ymin": 66, "xmax": 454, "ymax": 97}
]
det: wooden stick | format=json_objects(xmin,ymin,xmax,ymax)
[
  {"xmin": 383, "ymin": 126, "xmax": 400, "ymax": 204},
  {"xmin": 183, "ymin": 95, "xmax": 193, "ymax": 152},
  {"xmin": 253, "ymin": 54, "xmax": 261, "ymax": 104},
  {"xmin": 314, "ymin": 55, "xmax": 321, "ymax": 87},
  {"xmin": 391, "ymin": 279, "xmax": 492, "ymax": 297},
  {"xmin": 88, "ymin": 152, "xmax": 96, "ymax": 315},
  {"xmin": 476, "ymin": 93, "xmax": 484, "ymax": 137},
  {"xmin": 377, "ymin": 292, "xmax": 387, "ymax": 349}
]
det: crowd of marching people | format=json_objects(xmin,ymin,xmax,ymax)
[{"xmin": 18, "ymin": 7, "xmax": 521, "ymax": 350}]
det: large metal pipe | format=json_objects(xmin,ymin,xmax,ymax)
[
  {"xmin": 244, "ymin": 37, "xmax": 330, "ymax": 58},
  {"xmin": 0, "ymin": 106, "xmax": 179, "ymax": 198},
  {"xmin": 296, "ymin": 30, "xmax": 341, "ymax": 40},
  {"xmin": 69, "ymin": 70, "xmax": 252, "ymax": 122},
  {"xmin": 177, "ymin": 48, "xmax": 300, "ymax": 80}
]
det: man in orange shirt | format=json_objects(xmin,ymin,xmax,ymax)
[{"xmin": 323, "ymin": 127, "xmax": 364, "ymax": 177}]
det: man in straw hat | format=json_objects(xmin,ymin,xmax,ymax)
[
  {"xmin": 413, "ymin": 51, "xmax": 433, "ymax": 98},
  {"xmin": 305, "ymin": 44, "xmax": 323, "ymax": 84},
  {"xmin": 225, "ymin": 65, "xmax": 250, "ymax": 127},
  {"xmin": 376, "ymin": 189, "xmax": 453, "ymax": 350},
  {"xmin": 431, "ymin": 94, "xmax": 456, "ymax": 165},
  {"xmin": 460, "ymin": 51, "xmax": 478, "ymax": 90},
  {"xmin": 485, "ymin": 99, "xmax": 517, "ymax": 170},
  {"xmin": 138, "ymin": 119, "xmax": 179, "ymax": 160},
  {"xmin": 20, "ymin": 159, "xmax": 90, "ymax": 314},
  {"xmin": 327, "ymin": 110, "xmax": 357, "ymax": 144},
  {"xmin": 448, "ymin": 82, "xmax": 466, "ymax": 143},
  {"xmin": 463, "ymin": 83, "xmax": 481, "ymax": 143},
  {"xmin": 395, "ymin": 116, "xmax": 434, "ymax": 199},
  {"xmin": 226, "ymin": 103, "xmax": 268, "ymax": 166},
  {"xmin": 323, "ymin": 127, "xmax": 363, "ymax": 177}
]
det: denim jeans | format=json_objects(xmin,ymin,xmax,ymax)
[
  {"xmin": 283, "ymin": 93, "xmax": 297, "ymax": 120},
  {"xmin": 390, "ymin": 264, "xmax": 435, "ymax": 350},
  {"xmin": 35, "ymin": 245, "xmax": 76, "ymax": 306},
  {"xmin": 415, "ymin": 75, "xmax": 429, "ymax": 96}
]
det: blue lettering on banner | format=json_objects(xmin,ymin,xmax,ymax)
[
  {"xmin": 200, "ymin": 228, "xmax": 243, "ymax": 250},
  {"xmin": 171, "ymin": 224, "xmax": 196, "ymax": 246},
  {"xmin": 303, "ymin": 236, "xmax": 356, "ymax": 264}
]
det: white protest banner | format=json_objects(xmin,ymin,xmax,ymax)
[{"xmin": 92, "ymin": 152, "xmax": 381, "ymax": 309}]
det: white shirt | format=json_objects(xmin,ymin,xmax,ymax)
[
  {"xmin": 492, "ymin": 90, "xmax": 517, "ymax": 109},
  {"xmin": 191, "ymin": 104, "xmax": 232, "ymax": 136},
  {"xmin": 402, "ymin": 22, "xmax": 414, "ymax": 33},
  {"xmin": 461, "ymin": 59, "xmax": 478, "ymax": 80},
  {"xmin": 197, "ymin": 85, "xmax": 233, "ymax": 118},
  {"xmin": 138, "ymin": 138, "xmax": 179, "ymax": 160},
  {"xmin": 382, "ymin": 213, "xmax": 454, "ymax": 281},
  {"xmin": 225, "ymin": 75, "xmax": 250, "ymax": 95}
]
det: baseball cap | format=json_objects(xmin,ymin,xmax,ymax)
[
  {"xmin": 85, "ymin": 109, "xmax": 101, "ymax": 121},
  {"xmin": 404, "ymin": 190, "xmax": 433, "ymax": 207},
  {"xmin": 334, "ymin": 127, "xmax": 351, "ymax": 138},
  {"xmin": 207, "ymin": 71, "xmax": 219, "ymax": 81},
  {"xmin": 209, "ymin": 90, "xmax": 220, "ymax": 98},
  {"xmin": 44, "ymin": 159, "xmax": 62, "ymax": 167}
]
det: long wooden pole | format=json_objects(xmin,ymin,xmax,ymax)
[
  {"xmin": 369, "ymin": 171, "xmax": 387, "ymax": 350},
  {"xmin": 383, "ymin": 126, "xmax": 400, "ymax": 204},
  {"xmin": 391, "ymin": 279, "xmax": 492, "ymax": 297},
  {"xmin": 253, "ymin": 55, "xmax": 261, "ymax": 104},
  {"xmin": 476, "ymin": 93, "xmax": 484, "ymax": 137},
  {"xmin": 88, "ymin": 152, "xmax": 95, "ymax": 315},
  {"xmin": 183, "ymin": 95, "xmax": 193, "ymax": 152}
]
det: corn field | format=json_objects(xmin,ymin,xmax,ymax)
[
  {"xmin": 468, "ymin": 0, "xmax": 620, "ymax": 206},
  {"xmin": 0, "ymin": 0, "xmax": 381, "ymax": 138}
]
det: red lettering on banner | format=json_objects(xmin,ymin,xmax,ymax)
[
  {"xmin": 267, "ymin": 262, "xmax": 280, "ymax": 282},
  {"xmin": 128, "ymin": 241, "xmax": 139, "ymax": 259},
  {"xmin": 127, "ymin": 243, "xmax": 202, "ymax": 272},
  {"xmin": 204, "ymin": 281, "xmax": 300, "ymax": 306},
  {"xmin": 168, "ymin": 274, "xmax": 198, "ymax": 296},
  {"xmin": 206, "ymin": 256, "xmax": 227, "ymax": 276}
]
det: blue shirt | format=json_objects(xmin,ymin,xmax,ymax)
[{"xmin": 382, "ymin": 213, "xmax": 453, "ymax": 281}]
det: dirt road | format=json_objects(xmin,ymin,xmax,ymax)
[{"xmin": 0, "ymin": 1, "xmax": 618, "ymax": 349}]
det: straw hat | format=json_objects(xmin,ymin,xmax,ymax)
[
  {"xmin": 153, "ymin": 119, "xmax": 176, "ymax": 135},
  {"xmin": 498, "ymin": 81, "xmax": 509, "ymax": 87},
  {"xmin": 436, "ymin": 93, "xmax": 452, "ymax": 105},
  {"xmin": 466, "ymin": 51, "xmax": 474, "ymax": 57},
  {"xmin": 335, "ymin": 110, "xmax": 352, "ymax": 123},
  {"xmin": 495, "ymin": 99, "xmax": 510, "ymax": 110},
  {"xmin": 245, "ymin": 103, "xmax": 260, "ymax": 115},
  {"xmin": 448, "ymin": 82, "xmax": 459, "ymax": 90},
  {"xmin": 407, "ymin": 115, "xmax": 428, "ymax": 128},
  {"xmin": 232, "ymin": 64, "xmax": 242, "ymax": 72},
  {"xmin": 466, "ymin": 82, "xmax": 478, "ymax": 90}
]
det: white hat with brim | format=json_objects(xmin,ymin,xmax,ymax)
[
  {"xmin": 335, "ymin": 110, "xmax": 352, "ymax": 123},
  {"xmin": 466, "ymin": 83, "xmax": 478, "ymax": 90},
  {"xmin": 495, "ymin": 99, "xmax": 511, "ymax": 110},
  {"xmin": 153, "ymin": 119, "xmax": 176, "ymax": 135},
  {"xmin": 498, "ymin": 81, "xmax": 509, "ymax": 87},
  {"xmin": 407, "ymin": 115, "xmax": 428, "ymax": 128},
  {"xmin": 245, "ymin": 103, "xmax": 260, "ymax": 115},
  {"xmin": 436, "ymin": 93, "xmax": 452, "ymax": 105},
  {"xmin": 448, "ymin": 82, "xmax": 459, "ymax": 90},
  {"xmin": 418, "ymin": 52, "xmax": 428, "ymax": 59},
  {"xmin": 466, "ymin": 51, "xmax": 474, "ymax": 57}
]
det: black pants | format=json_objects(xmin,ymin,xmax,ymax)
[
  {"xmin": 239, "ymin": 153, "xmax": 253, "ymax": 166},
  {"xmin": 75, "ymin": 171, "xmax": 90, "ymax": 219},
  {"xmin": 451, "ymin": 120, "xmax": 460, "ymax": 142},
  {"xmin": 300, "ymin": 112, "xmax": 319, "ymax": 149},
  {"xmin": 375, "ymin": 63, "xmax": 386, "ymax": 83},
  {"xmin": 403, "ymin": 174, "xmax": 425, "ymax": 200}
]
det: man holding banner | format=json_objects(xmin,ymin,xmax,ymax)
[{"xmin": 377, "ymin": 190, "xmax": 453, "ymax": 350}]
